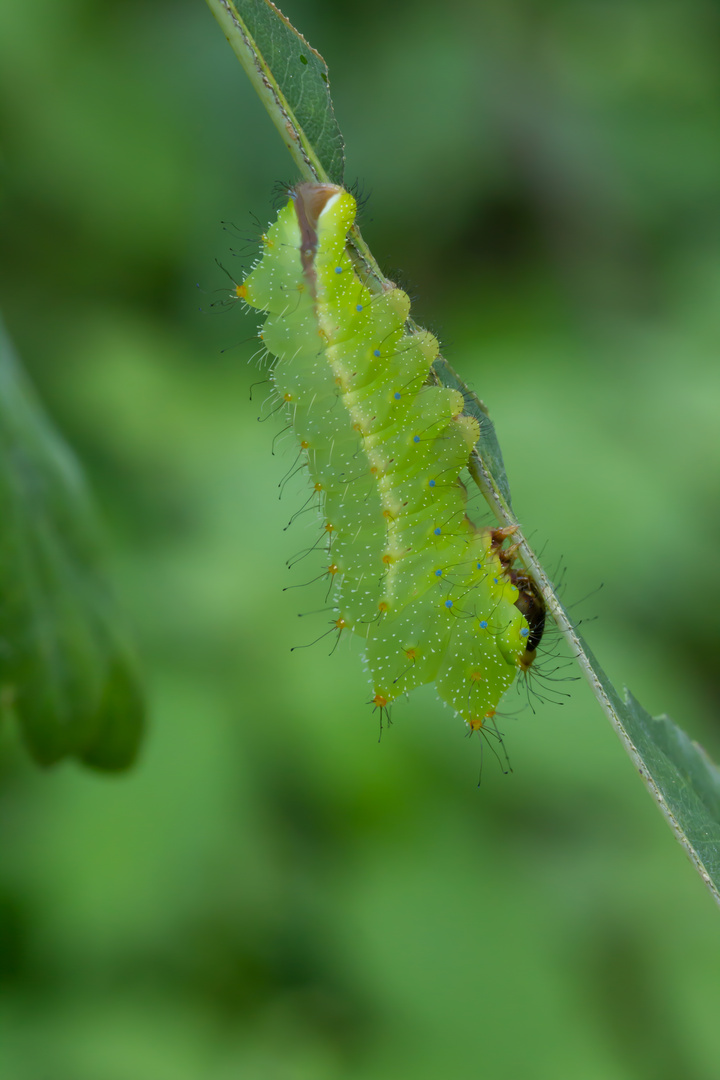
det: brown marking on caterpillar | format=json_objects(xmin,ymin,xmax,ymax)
[
  {"xmin": 508, "ymin": 570, "xmax": 546, "ymax": 670},
  {"xmin": 489, "ymin": 526, "xmax": 518, "ymax": 554},
  {"xmin": 498, "ymin": 543, "xmax": 521, "ymax": 569},
  {"xmin": 292, "ymin": 183, "xmax": 343, "ymax": 293}
]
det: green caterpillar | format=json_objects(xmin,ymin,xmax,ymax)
[{"xmin": 238, "ymin": 183, "xmax": 532, "ymax": 732}]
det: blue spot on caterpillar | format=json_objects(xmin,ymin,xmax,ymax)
[{"xmin": 237, "ymin": 183, "xmax": 535, "ymax": 734}]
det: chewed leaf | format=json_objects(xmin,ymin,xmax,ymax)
[{"xmin": 0, "ymin": 318, "xmax": 144, "ymax": 770}]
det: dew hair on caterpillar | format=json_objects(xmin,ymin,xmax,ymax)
[{"xmin": 236, "ymin": 181, "xmax": 541, "ymax": 739}]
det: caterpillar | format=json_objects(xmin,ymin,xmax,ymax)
[{"xmin": 237, "ymin": 183, "xmax": 538, "ymax": 733}]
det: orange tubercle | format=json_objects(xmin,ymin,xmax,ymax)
[{"xmin": 468, "ymin": 709, "xmax": 495, "ymax": 734}]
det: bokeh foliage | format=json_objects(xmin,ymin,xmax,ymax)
[
  {"xmin": 1, "ymin": 1, "xmax": 720, "ymax": 1077},
  {"xmin": 0, "ymin": 320, "xmax": 144, "ymax": 769}
]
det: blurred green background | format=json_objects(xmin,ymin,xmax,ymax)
[{"xmin": 1, "ymin": 0, "xmax": 720, "ymax": 1077}]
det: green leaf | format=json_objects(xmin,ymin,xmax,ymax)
[
  {"xmin": 576, "ymin": 634, "xmax": 720, "ymax": 903},
  {"xmin": 492, "ymin": 510, "xmax": 720, "ymax": 907},
  {"xmin": 205, "ymin": 0, "xmax": 344, "ymax": 183},
  {"xmin": 0, "ymin": 318, "xmax": 144, "ymax": 770},
  {"xmin": 470, "ymin": 429, "xmax": 720, "ymax": 904},
  {"xmin": 206, "ymin": 1, "xmax": 720, "ymax": 907}
]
